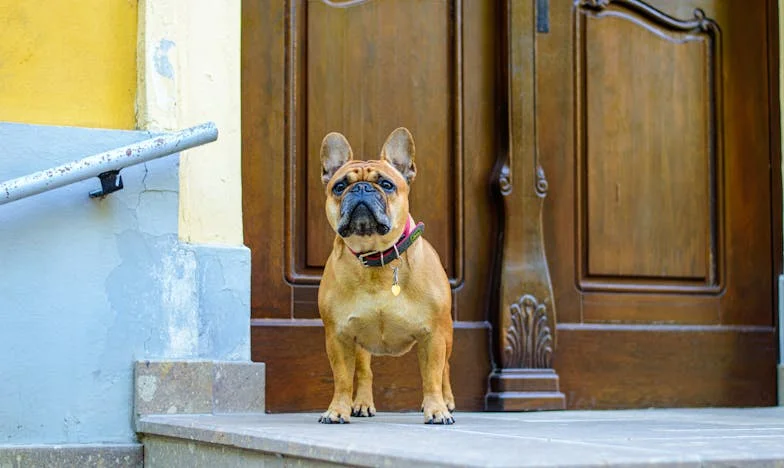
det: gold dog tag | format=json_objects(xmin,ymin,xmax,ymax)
[{"xmin": 391, "ymin": 266, "xmax": 401, "ymax": 296}]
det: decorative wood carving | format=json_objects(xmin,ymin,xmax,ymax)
[
  {"xmin": 575, "ymin": 0, "xmax": 724, "ymax": 294},
  {"xmin": 318, "ymin": 0, "xmax": 372, "ymax": 8},
  {"xmin": 485, "ymin": 0, "xmax": 564, "ymax": 411},
  {"xmin": 578, "ymin": 0, "xmax": 716, "ymax": 34},
  {"xmin": 498, "ymin": 163, "xmax": 512, "ymax": 196},
  {"xmin": 535, "ymin": 166, "xmax": 548, "ymax": 198},
  {"xmin": 504, "ymin": 294, "xmax": 553, "ymax": 369}
]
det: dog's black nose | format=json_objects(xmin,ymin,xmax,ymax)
[{"xmin": 350, "ymin": 182, "xmax": 375, "ymax": 193}]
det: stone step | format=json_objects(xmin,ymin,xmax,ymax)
[{"xmin": 138, "ymin": 408, "xmax": 784, "ymax": 467}]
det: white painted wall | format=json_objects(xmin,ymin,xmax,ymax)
[{"xmin": 137, "ymin": 0, "xmax": 243, "ymax": 246}]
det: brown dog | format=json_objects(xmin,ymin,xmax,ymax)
[{"xmin": 317, "ymin": 127, "xmax": 455, "ymax": 425}]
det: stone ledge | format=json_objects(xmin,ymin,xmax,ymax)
[
  {"xmin": 143, "ymin": 435, "xmax": 341, "ymax": 468},
  {"xmin": 0, "ymin": 443, "xmax": 142, "ymax": 468},
  {"xmin": 134, "ymin": 360, "xmax": 265, "ymax": 427},
  {"xmin": 137, "ymin": 409, "xmax": 784, "ymax": 468}
]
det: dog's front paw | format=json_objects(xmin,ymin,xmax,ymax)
[
  {"xmin": 318, "ymin": 405, "xmax": 351, "ymax": 424},
  {"xmin": 422, "ymin": 398, "xmax": 455, "ymax": 425},
  {"xmin": 351, "ymin": 401, "xmax": 376, "ymax": 417}
]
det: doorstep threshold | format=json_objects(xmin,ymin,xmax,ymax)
[{"xmin": 138, "ymin": 408, "xmax": 784, "ymax": 467}]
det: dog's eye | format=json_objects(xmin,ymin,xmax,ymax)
[
  {"xmin": 332, "ymin": 181, "xmax": 347, "ymax": 195},
  {"xmin": 379, "ymin": 180, "xmax": 395, "ymax": 192}
]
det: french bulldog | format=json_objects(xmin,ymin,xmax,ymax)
[{"xmin": 317, "ymin": 127, "xmax": 455, "ymax": 425}]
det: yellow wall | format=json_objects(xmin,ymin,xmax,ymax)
[{"xmin": 0, "ymin": 1, "xmax": 137, "ymax": 129}]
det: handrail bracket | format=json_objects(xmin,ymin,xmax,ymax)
[{"xmin": 89, "ymin": 170, "xmax": 124, "ymax": 198}]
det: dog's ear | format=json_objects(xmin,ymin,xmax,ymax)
[
  {"xmin": 320, "ymin": 132, "xmax": 353, "ymax": 185},
  {"xmin": 380, "ymin": 127, "xmax": 416, "ymax": 184}
]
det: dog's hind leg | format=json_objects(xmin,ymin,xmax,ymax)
[{"xmin": 352, "ymin": 345, "xmax": 376, "ymax": 417}]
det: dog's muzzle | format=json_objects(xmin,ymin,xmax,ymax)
[{"xmin": 337, "ymin": 182, "xmax": 391, "ymax": 237}]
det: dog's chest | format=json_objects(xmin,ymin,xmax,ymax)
[{"xmin": 336, "ymin": 295, "xmax": 425, "ymax": 356}]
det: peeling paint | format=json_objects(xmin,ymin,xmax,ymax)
[
  {"xmin": 154, "ymin": 39, "xmax": 175, "ymax": 79},
  {"xmin": 158, "ymin": 247, "xmax": 199, "ymax": 357}
]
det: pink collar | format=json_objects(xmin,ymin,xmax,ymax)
[{"xmin": 347, "ymin": 216, "xmax": 425, "ymax": 267}]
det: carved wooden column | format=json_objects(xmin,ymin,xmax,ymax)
[{"xmin": 485, "ymin": 0, "xmax": 565, "ymax": 411}]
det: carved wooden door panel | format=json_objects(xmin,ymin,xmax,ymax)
[
  {"xmin": 539, "ymin": 0, "xmax": 780, "ymax": 407},
  {"xmin": 242, "ymin": 0, "xmax": 499, "ymax": 411}
]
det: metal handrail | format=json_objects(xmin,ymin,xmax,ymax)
[{"xmin": 0, "ymin": 122, "xmax": 218, "ymax": 206}]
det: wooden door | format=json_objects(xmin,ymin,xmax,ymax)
[
  {"xmin": 241, "ymin": 0, "xmax": 500, "ymax": 412},
  {"xmin": 539, "ymin": 0, "xmax": 780, "ymax": 408}
]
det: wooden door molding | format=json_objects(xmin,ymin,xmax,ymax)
[
  {"xmin": 485, "ymin": 0, "xmax": 565, "ymax": 411},
  {"xmin": 575, "ymin": 0, "xmax": 725, "ymax": 295},
  {"xmin": 539, "ymin": 0, "xmax": 779, "ymax": 408},
  {"xmin": 284, "ymin": 0, "xmax": 465, "ymax": 289}
]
